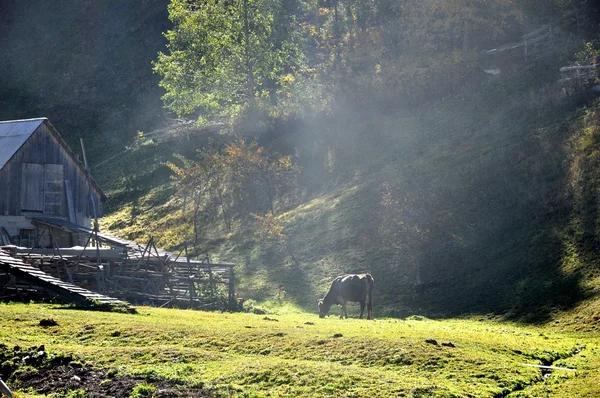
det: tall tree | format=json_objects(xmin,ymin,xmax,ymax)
[{"xmin": 154, "ymin": 0, "xmax": 306, "ymax": 125}]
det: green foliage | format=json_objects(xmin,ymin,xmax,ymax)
[
  {"xmin": 154, "ymin": 0, "xmax": 539, "ymax": 126},
  {"xmin": 400, "ymin": 0, "xmax": 524, "ymax": 53},
  {"xmin": 129, "ymin": 383, "xmax": 157, "ymax": 398},
  {"xmin": 61, "ymin": 390, "xmax": 93, "ymax": 398},
  {"xmin": 154, "ymin": 0, "xmax": 307, "ymax": 124},
  {"xmin": 167, "ymin": 138, "xmax": 298, "ymax": 242},
  {"xmin": 241, "ymin": 298, "xmax": 268, "ymax": 314},
  {"xmin": 252, "ymin": 213, "xmax": 286, "ymax": 243},
  {"xmin": 575, "ymin": 40, "xmax": 600, "ymax": 67}
]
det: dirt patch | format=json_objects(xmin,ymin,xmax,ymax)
[
  {"xmin": 1, "ymin": 345, "xmax": 213, "ymax": 397},
  {"xmin": 17, "ymin": 367, "xmax": 212, "ymax": 397},
  {"xmin": 38, "ymin": 318, "xmax": 59, "ymax": 327}
]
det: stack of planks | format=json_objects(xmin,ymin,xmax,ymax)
[
  {"xmin": 3, "ymin": 217, "xmax": 238, "ymax": 310},
  {"xmin": 0, "ymin": 248, "xmax": 133, "ymax": 312}
]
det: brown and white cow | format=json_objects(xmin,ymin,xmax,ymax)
[{"xmin": 318, "ymin": 273, "xmax": 374, "ymax": 319}]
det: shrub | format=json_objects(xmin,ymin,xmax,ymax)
[{"xmin": 129, "ymin": 382, "xmax": 157, "ymax": 398}]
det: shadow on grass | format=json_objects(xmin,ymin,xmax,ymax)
[{"xmin": 408, "ymin": 218, "xmax": 591, "ymax": 324}]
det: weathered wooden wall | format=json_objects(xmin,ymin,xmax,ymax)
[{"xmin": 0, "ymin": 122, "xmax": 102, "ymax": 232}]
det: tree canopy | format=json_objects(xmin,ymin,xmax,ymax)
[
  {"xmin": 154, "ymin": 0, "xmax": 581, "ymax": 128},
  {"xmin": 154, "ymin": 0, "xmax": 307, "ymax": 124}
]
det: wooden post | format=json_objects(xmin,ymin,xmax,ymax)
[
  {"xmin": 142, "ymin": 238, "xmax": 153, "ymax": 288},
  {"xmin": 207, "ymin": 254, "xmax": 215, "ymax": 301},
  {"xmin": 50, "ymin": 227, "xmax": 74, "ymax": 284},
  {"xmin": 184, "ymin": 241, "xmax": 195, "ymax": 308},
  {"xmin": 64, "ymin": 180, "xmax": 77, "ymax": 225},
  {"xmin": 77, "ymin": 231, "xmax": 94, "ymax": 270},
  {"xmin": 0, "ymin": 377, "xmax": 12, "ymax": 398},
  {"xmin": 123, "ymin": 238, "xmax": 151, "ymax": 293},
  {"xmin": 27, "ymin": 224, "xmax": 48, "ymax": 256},
  {"xmin": 228, "ymin": 267, "xmax": 236, "ymax": 310},
  {"xmin": 80, "ymin": 139, "xmax": 103, "ymax": 290},
  {"xmin": 189, "ymin": 277, "xmax": 196, "ymax": 308},
  {"xmin": 111, "ymin": 248, "xmax": 128, "ymax": 294}
]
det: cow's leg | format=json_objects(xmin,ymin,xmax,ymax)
[
  {"xmin": 340, "ymin": 302, "xmax": 347, "ymax": 319},
  {"xmin": 359, "ymin": 300, "xmax": 365, "ymax": 319},
  {"xmin": 367, "ymin": 282, "xmax": 373, "ymax": 320}
]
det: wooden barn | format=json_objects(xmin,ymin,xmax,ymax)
[
  {"xmin": 0, "ymin": 118, "xmax": 105, "ymax": 247},
  {"xmin": 0, "ymin": 118, "xmax": 237, "ymax": 310}
]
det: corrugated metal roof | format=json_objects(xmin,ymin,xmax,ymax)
[{"xmin": 0, "ymin": 118, "xmax": 46, "ymax": 169}]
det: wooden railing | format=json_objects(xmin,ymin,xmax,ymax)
[{"xmin": 481, "ymin": 8, "xmax": 582, "ymax": 61}]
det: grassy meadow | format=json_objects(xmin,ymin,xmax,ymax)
[{"xmin": 1, "ymin": 302, "xmax": 599, "ymax": 397}]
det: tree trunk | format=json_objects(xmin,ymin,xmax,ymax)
[
  {"xmin": 333, "ymin": 0, "xmax": 341, "ymax": 67},
  {"xmin": 243, "ymin": 0, "xmax": 255, "ymax": 102},
  {"xmin": 218, "ymin": 191, "xmax": 232, "ymax": 231},
  {"xmin": 193, "ymin": 199, "xmax": 201, "ymax": 245}
]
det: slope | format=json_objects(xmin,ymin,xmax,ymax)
[{"xmin": 98, "ymin": 53, "xmax": 600, "ymax": 325}]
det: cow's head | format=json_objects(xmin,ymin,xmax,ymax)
[{"xmin": 318, "ymin": 299, "xmax": 330, "ymax": 318}]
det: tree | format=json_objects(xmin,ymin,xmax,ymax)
[
  {"xmin": 167, "ymin": 152, "xmax": 223, "ymax": 244},
  {"xmin": 222, "ymin": 139, "xmax": 297, "ymax": 216},
  {"xmin": 168, "ymin": 139, "xmax": 297, "ymax": 237},
  {"xmin": 154, "ymin": 0, "xmax": 307, "ymax": 125}
]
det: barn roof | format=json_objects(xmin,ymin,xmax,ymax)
[
  {"xmin": 0, "ymin": 118, "xmax": 45, "ymax": 169},
  {"xmin": 0, "ymin": 117, "xmax": 106, "ymax": 200}
]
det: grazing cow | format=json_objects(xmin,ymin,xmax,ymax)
[{"xmin": 318, "ymin": 273, "xmax": 374, "ymax": 319}]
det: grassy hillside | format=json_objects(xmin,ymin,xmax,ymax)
[
  {"xmin": 2, "ymin": 302, "xmax": 600, "ymax": 397},
  {"xmin": 97, "ymin": 53, "xmax": 600, "ymax": 325}
]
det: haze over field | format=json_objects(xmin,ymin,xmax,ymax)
[
  {"xmin": 2, "ymin": 0, "xmax": 600, "ymax": 321},
  {"xmin": 3, "ymin": 0, "xmax": 600, "ymax": 396}
]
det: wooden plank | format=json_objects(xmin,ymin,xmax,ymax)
[
  {"xmin": 0, "ymin": 227, "xmax": 12, "ymax": 246},
  {"xmin": 0, "ymin": 253, "xmax": 130, "ymax": 309},
  {"xmin": 64, "ymin": 180, "xmax": 77, "ymax": 223},
  {"xmin": 16, "ymin": 247, "xmax": 124, "ymax": 259},
  {"xmin": 0, "ymin": 376, "xmax": 13, "ymax": 398},
  {"xmin": 522, "ymin": 24, "xmax": 550, "ymax": 39},
  {"xmin": 43, "ymin": 164, "xmax": 64, "ymax": 216},
  {"xmin": 21, "ymin": 163, "xmax": 44, "ymax": 212},
  {"xmin": 560, "ymin": 65, "xmax": 597, "ymax": 72}
]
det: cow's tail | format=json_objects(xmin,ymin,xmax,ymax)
[{"xmin": 366, "ymin": 274, "xmax": 374, "ymax": 320}]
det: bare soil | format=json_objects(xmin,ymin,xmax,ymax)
[{"xmin": 1, "ymin": 345, "xmax": 213, "ymax": 397}]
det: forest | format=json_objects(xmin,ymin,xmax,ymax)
[{"xmin": 2, "ymin": 0, "xmax": 600, "ymax": 396}]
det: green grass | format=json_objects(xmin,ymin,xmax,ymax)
[{"xmin": 2, "ymin": 303, "xmax": 600, "ymax": 397}]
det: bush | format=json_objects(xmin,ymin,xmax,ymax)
[
  {"xmin": 242, "ymin": 299, "xmax": 268, "ymax": 315},
  {"xmin": 129, "ymin": 382, "xmax": 157, "ymax": 398}
]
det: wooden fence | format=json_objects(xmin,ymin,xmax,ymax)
[{"xmin": 481, "ymin": 8, "xmax": 583, "ymax": 62}]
